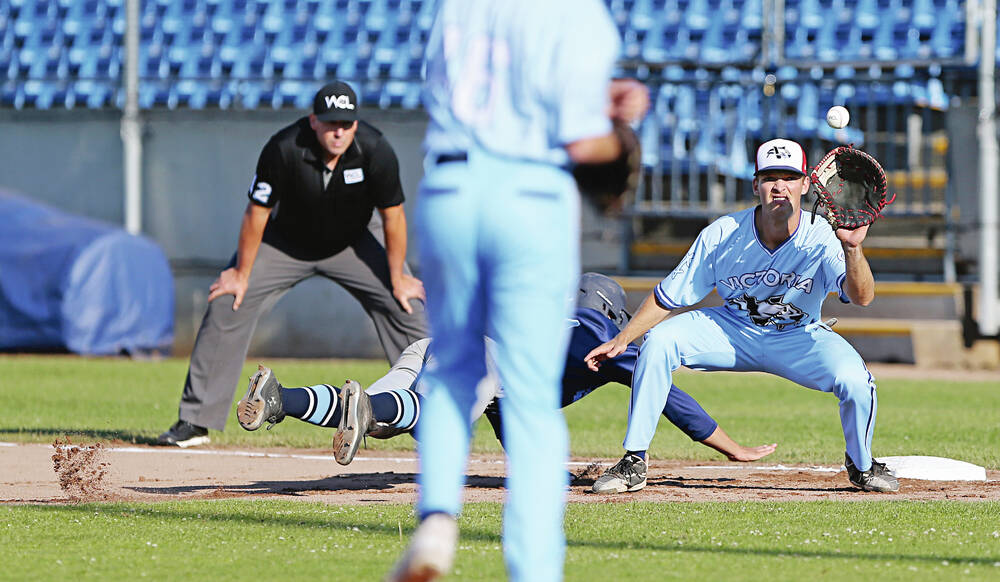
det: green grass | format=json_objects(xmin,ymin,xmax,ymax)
[
  {"xmin": 2, "ymin": 355, "xmax": 998, "ymax": 467},
  {"xmin": 3, "ymin": 355, "xmax": 1000, "ymax": 580},
  {"xmin": 3, "ymin": 501, "xmax": 998, "ymax": 581}
]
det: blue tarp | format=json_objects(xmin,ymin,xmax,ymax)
[{"xmin": 0, "ymin": 190, "xmax": 173, "ymax": 355}]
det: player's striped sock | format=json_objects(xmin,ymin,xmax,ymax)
[
  {"xmin": 281, "ymin": 385, "xmax": 342, "ymax": 428},
  {"xmin": 370, "ymin": 388, "xmax": 421, "ymax": 431}
]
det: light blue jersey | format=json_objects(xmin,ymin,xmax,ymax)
[
  {"xmin": 408, "ymin": 1, "xmax": 624, "ymax": 580},
  {"xmin": 656, "ymin": 208, "xmax": 849, "ymax": 330},
  {"xmin": 422, "ymin": 0, "xmax": 619, "ymax": 165}
]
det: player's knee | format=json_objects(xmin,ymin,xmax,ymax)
[
  {"xmin": 832, "ymin": 368, "xmax": 875, "ymax": 402},
  {"xmin": 641, "ymin": 324, "xmax": 679, "ymax": 353}
]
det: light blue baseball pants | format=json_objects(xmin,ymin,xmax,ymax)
[
  {"xmin": 414, "ymin": 149, "xmax": 578, "ymax": 582},
  {"xmin": 626, "ymin": 306, "xmax": 878, "ymax": 471}
]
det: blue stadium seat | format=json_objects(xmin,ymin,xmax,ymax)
[
  {"xmin": 378, "ymin": 79, "xmax": 420, "ymax": 108},
  {"xmin": 166, "ymin": 45, "xmax": 188, "ymax": 78},
  {"xmin": 796, "ymin": 81, "xmax": 820, "ymax": 132},
  {"xmin": 699, "ymin": 16, "xmax": 730, "ymax": 64},
  {"xmin": 138, "ymin": 82, "xmax": 163, "ymax": 107},
  {"xmin": 873, "ymin": 13, "xmax": 897, "ymax": 60},
  {"xmin": 740, "ymin": 0, "xmax": 762, "ymax": 31},
  {"xmin": 240, "ymin": 80, "xmax": 275, "ymax": 109},
  {"xmin": 299, "ymin": 43, "xmax": 320, "ymax": 80},
  {"xmin": 72, "ymin": 78, "xmax": 112, "ymax": 108},
  {"xmin": 797, "ymin": 0, "xmax": 825, "ymax": 32},
  {"xmin": 269, "ymin": 45, "xmax": 300, "ymax": 78},
  {"xmin": 274, "ymin": 79, "xmax": 311, "ymax": 109},
  {"xmin": 911, "ymin": 0, "xmax": 935, "ymax": 32},
  {"xmin": 361, "ymin": 80, "xmax": 381, "ymax": 106},
  {"xmin": 931, "ymin": 0, "xmax": 961, "ymax": 58},
  {"xmin": 684, "ymin": 0, "xmax": 710, "ymax": 32},
  {"xmin": 312, "ymin": 13, "xmax": 337, "ymax": 43},
  {"xmin": 217, "ymin": 44, "xmax": 240, "ymax": 77},
  {"xmin": 161, "ymin": 15, "xmax": 185, "ymax": 46},
  {"xmin": 174, "ymin": 79, "xmax": 208, "ymax": 109},
  {"xmin": 853, "ymin": 0, "xmax": 879, "ymax": 31},
  {"xmin": 22, "ymin": 79, "xmax": 52, "ymax": 108}
]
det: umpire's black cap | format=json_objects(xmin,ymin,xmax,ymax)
[
  {"xmin": 313, "ymin": 81, "xmax": 358, "ymax": 123},
  {"xmin": 578, "ymin": 272, "xmax": 631, "ymax": 330}
]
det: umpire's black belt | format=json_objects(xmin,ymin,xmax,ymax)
[{"xmin": 434, "ymin": 152, "xmax": 468, "ymax": 165}]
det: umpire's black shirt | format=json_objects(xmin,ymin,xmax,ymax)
[{"xmin": 247, "ymin": 118, "xmax": 405, "ymax": 261}]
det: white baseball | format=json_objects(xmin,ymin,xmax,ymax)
[{"xmin": 826, "ymin": 106, "xmax": 850, "ymax": 129}]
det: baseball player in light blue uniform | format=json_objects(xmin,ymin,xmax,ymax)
[
  {"xmin": 585, "ymin": 138, "xmax": 899, "ymax": 495},
  {"xmin": 388, "ymin": 1, "xmax": 649, "ymax": 581}
]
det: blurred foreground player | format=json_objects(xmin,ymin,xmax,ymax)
[{"xmin": 387, "ymin": 1, "xmax": 650, "ymax": 579}]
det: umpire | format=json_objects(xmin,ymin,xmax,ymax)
[{"xmin": 157, "ymin": 81, "xmax": 428, "ymax": 447}]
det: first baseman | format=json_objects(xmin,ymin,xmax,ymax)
[
  {"xmin": 585, "ymin": 138, "xmax": 899, "ymax": 494},
  {"xmin": 157, "ymin": 81, "xmax": 427, "ymax": 448},
  {"xmin": 390, "ymin": 2, "xmax": 650, "ymax": 580}
]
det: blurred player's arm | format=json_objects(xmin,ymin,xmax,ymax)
[
  {"xmin": 379, "ymin": 204, "xmax": 426, "ymax": 314},
  {"xmin": 565, "ymin": 79, "xmax": 650, "ymax": 164},
  {"xmin": 838, "ymin": 224, "xmax": 875, "ymax": 306},
  {"xmin": 208, "ymin": 201, "xmax": 270, "ymax": 310},
  {"xmin": 608, "ymin": 78, "xmax": 650, "ymax": 123},
  {"xmin": 584, "ymin": 292, "xmax": 672, "ymax": 370}
]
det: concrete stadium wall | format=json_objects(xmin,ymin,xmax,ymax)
[{"xmin": 0, "ymin": 108, "xmax": 621, "ymax": 359}]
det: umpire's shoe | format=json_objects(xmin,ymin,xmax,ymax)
[
  {"xmin": 333, "ymin": 380, "xmax": 376, "ymax": 465},
  {"xmin": 386, "ymin": 513, "xmax": 458, "ymax": 582},
  {"xmin": 845, "ymin": 453, "xmax": 899, "ymax": 492},
  {"xmin": 237, "ymin": 365, "xmax": 286, "ymax": 431},
  {"xmin": 156, "ymin": 420, "xmax": 209, "ymax": 448},
  {"xmin": 592, "ymin": 453, "xmax": 648, "ymax": 493}
]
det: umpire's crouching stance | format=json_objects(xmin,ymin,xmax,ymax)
[{"xmin": 158, "ymin": 81, "xmax": 428, "ymax": 447}]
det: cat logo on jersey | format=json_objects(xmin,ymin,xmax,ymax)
[{"xmin": 727, "ymin": 293, "xmax": 806, "ymax": 330}]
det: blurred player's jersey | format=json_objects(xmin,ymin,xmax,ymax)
[
  {"xmin": 422, "ymin": 0, "xmax": 620, "ymax": 166},
  {"xmin": 656, "ymin": 208, "xmax": 849, "ymax": 331}
]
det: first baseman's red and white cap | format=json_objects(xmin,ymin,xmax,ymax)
[{"xmin": 754, "ymin": 138, "xmax": 807, "ymax": 176}]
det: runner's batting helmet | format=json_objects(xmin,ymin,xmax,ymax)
[{"xmin": 578, "ymin": 272, "xmax": 631, "ymax": 330}]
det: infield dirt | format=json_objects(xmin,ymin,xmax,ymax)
[{"xmin": 2, "ymin": 441, "xmax": 997, "ymax": 505}]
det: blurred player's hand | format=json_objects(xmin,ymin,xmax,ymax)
[
  {"xmin": 584, "ymin": 339, "xmax": 629, "ymax": 371},
  {"xmin": 208, "ymin": 267, "xmax": 250, "ymax": 311},
  {"xmin": 608, "ymin": 79, "xmax": 650, "ymax": 124},
  {"xmin": 392, "ymin": 273, "xmax": 426, "ymax": 314}
]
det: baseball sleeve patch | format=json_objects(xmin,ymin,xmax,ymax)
[{"xmin": 249, "ymin": 174, "xmax": 273, "ymax": 204}]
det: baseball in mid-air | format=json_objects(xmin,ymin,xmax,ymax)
[{"xmin": 826, "ymin": 106, "xmax": 850, "ymax": 129}]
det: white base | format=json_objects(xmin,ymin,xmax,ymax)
[{"xmin": 871, "ymin": 456, "xmax": 987, "ymax": 482}]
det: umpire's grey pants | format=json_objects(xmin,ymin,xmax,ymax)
[{"xmin": 178, "ymin": 232, "xmax": 428, "ymax": 430}]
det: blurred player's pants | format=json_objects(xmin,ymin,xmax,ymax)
[
  {"xmin": 627, "ymin": 306, "xmax": 878, "ymax": 470},
  {"xmin": 178, "ymin": 232, "xmax": 427, "ymax": 431},
  {"xmin": 415, "ymin": 149, "xmax": 578, "ymax": 582}
]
